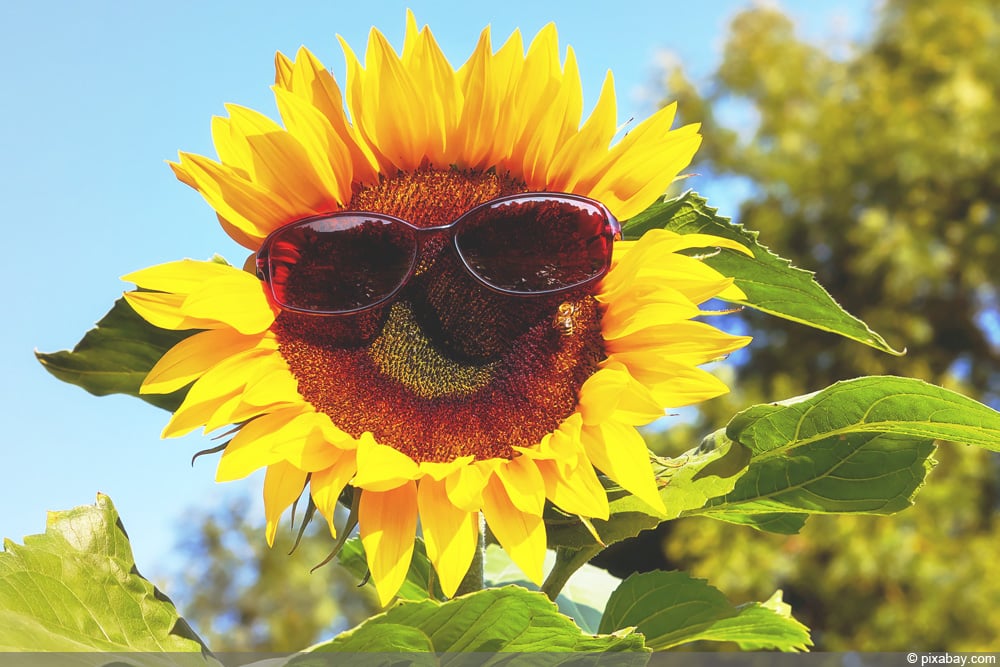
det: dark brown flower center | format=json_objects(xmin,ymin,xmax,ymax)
[{"xmin": 273, "ymin": 168, "xmax": 604, "ymax": 462}]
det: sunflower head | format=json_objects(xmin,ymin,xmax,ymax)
[{"xmin": 125, "ymin": 12, "xmax": 751, "ymax": 606}]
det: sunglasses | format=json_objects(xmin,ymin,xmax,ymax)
[{"xmin": 255, "ymin": 192, "xmax": 621, "ymax": 315}]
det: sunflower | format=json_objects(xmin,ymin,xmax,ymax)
[{"xmin": 124, "ymin": 13, "xmax": 751, "ymax": 606}]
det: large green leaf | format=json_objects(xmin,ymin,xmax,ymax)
[
  {"xmin": 545, "ymin": 433, "xmax": 750, "ymax": 551},
  {"xmin": 598, "ymin": 571, "xmax": 811, "ymax": 652},
  {"xmin": 706, "ymin": 511, "xmax": 808, "ymax": 535},
  {"xmin": 729, "ymin": 375, "xmax": 1000, "ymax": 456},
  {"xmin": 36, "ymin": 296, "xmax": 196, "ymax": 412},
  {"xmin": 699, "ymin": 432, "xmax": 936, "ymax": 520},
  {"xmin": 295, "ymin": 586, "xmax": 647, "ymax": 658},
  {"xmin": 623, "ymin": 191, "xmax": 902, "ymax": 354},
  {"xmin": 0, "ymin": 494, "xmax": 212, "ymax": 659},
  {"xmin": 693, "ymin": 376, "xmax": 1000, "ymax": 524}
]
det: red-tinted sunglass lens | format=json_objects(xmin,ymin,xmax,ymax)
[
  {"xmin": 266, "ymin": 216, "xmax": 417, "ymax": 313},
  {"xmin": 454, "ymin": 197, "xmax": 612, "ymax": 293}
]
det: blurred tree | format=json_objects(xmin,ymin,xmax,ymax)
[
  {"xmin": 167, "ymin": 497, "xmax": 376, "ymax": 652},
  {"xmin": 618, "ymin": 0, "xmax": 1000, "ymax": 651}
]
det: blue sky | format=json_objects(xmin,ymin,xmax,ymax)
[{"xmin": 1, "ymin": 1, "xmax": 873, "ymax": 580}]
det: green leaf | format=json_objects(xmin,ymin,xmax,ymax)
[
  {"xmin": 483, "ymin": 544, "xmax": 622, "ymax": 634},
  {"xmin": 700, "ymin": 432, "xmax": 936, "ymax": 519},
  {"xmin": 623, "ymin": 191, "xmax": 902, "ymax": 354},
  {"xmin": 36, "ymin": 296, "xmax": 197, "ymax": 412},
  {"xmin": 598, "ymin": 571, "xmax": 811, "ymax": 652},
  {"xmin": 730, "ymin": 376, "xmax": 1000, "ymax": 456},
  {"xmin": 692, "ymin": 375, "xmax": 1000, "ymax": 523},
  {"xmin": 706, "ymin": 512, "xmax": 809, "ymax": 534},
  {"xmin": 697, "ymin": 591, "xmax": 813, "ymax": 652},
  {"xmin": 337, "ymin": 536, "xmax": 443, "ymax": 602},
  {"xmin": 0, "ymin": 494, "xmax": 212, "ymax": 658},
  {"xmin": 297, "ymin": 586, "xmax": 647, "ymax": 657},
  {"xmin": 545, "ymin": 433, "xmax": 750, "ymax": 551}
]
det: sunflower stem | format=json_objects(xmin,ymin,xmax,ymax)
[
  {"xmin": 455, "ymin": 514, "xmax": 486, "ymax": 596},
  {"xmin": 540, "ymin": 544, "xmax": 602, "ymax": 602}
]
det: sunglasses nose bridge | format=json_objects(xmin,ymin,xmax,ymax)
[{"xmin": 409, "ymin": 223, "xmax": 456, "ymax": 275}]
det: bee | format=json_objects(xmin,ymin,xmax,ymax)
[{"xmin": 552, "ymin": 301, "xmax": 580, "ymax": 337}]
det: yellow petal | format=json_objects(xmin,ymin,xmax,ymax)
[
  {"xmin": 225, "ymin": 104, "xmax": 337, "ymax": 214},
  {"xmin": 170, "ymin": 153, "xmax": 297, "ymax": 246},
  {"xmin": 503, "ymin": 23, "xmax": 561, "ymax": 171},
  {"xmin": 263, "ymin": 461, "xmax": 308, "ymax": 546},
  {"xmin": 417, "ymin": 477, "xmax": 478, "ymax": 598},
  {"xmin": 239, "ymin": 365, "xmax": 302, "ymax": 407},
  {"xmin": 211, "ymin": 115, "xmax": 252, "ymax": 178},
  {"xmin": 402, "ymin": 16, "xmax": 460, "ymax": 166},
  {"xmin": 444, "ymin": 459, "xmax": 498, "ymax": 512},
  {"xmin": 204, "ymin": 391, "xmax": 260, "ymax": 435},
  {"xmin": 281, "ymin": 430, "xmax": 344, "ymax": 473},
  {"xmin": 141, "ymin": 328, "xmax": 268, "ymax": 395},
  {"xmin": 523, "ymin": 412, "xmax": 584, "ymax": 470},
  {"xmin": 599, "ymin": 230, "xmax": 748, "ymax": 309},
  {"xmin": 482, "ymin": 475, "xmax": 546, "ymax": 585},
  {"xmin": 279, "ymin": 47, "xmax": 380, "ymax": 185},
  {"xmin": 608, "ymin": 327, "xmax": 752, "ymax": 371},
  {"xmin": 337, "ymin": 35, "xmax": 393, "ymax": 174},
  {"xmin": 352, "ymin": 433, "xmax": 421, "ymax": 492},
  {"xmin": 122, "ymin": 259, "xmax": 236, "ymax": 294},
  {"xmin": 161, "ymin": 344, "xmax": 278, "ymax": 437},
  {"xmin": 521, "ymin": 46, "xmax": 583, "ymax": 187},
  {"xmin": 123, "ymin": 291, "xmax": 218, "ymax": 332},
  {"xmin": 454, "ymin": 27, "xmax": 501, "ymax": 169},
  {"xmin": 590, "ymin": 132, "xmax": 703, "ymax": 221},
  {"xmin": 574, "ymin": 101, "xmax": 701, "ymax": 219},
  {"xmin": 546, "ymin": 70, "xmax": 617, "ymax": 191},
  {"xmin": 273, "ymin": 50, "xmax": 293, "ymax": 87},
  {"xmin": 580, "ymin": 422, "xmax": 665, "ymax": 514},
  {"xmin": 215, "ymin": 407, "xmax": 308, "ymax": 482},
  {"xmin": 272, "ymin": 85, "xmax": 352, "ymax": 204},
  {"xmin": 419, "ymin": 456, "xmax": 475, "ymax": 482},
  {"xmin": 494, "ymin": 455, "xmax": 546, "ymax": 516},
  {"xmin": 360, "ymin": 29, "xmax": 427, "ymax": 171},
  {"xmin": 632, "ymin": 361, "xmax": 733, "ymax": 409},
  {"xmin": 360, "ymin": 483, "xmax": 418, "ymax": 607},
  {"xmin": 163, "ymin": 387, "xmax": 243, "ymax": 439},
  {"xmin": 638, "ymin": 230, "xmax": 752, "ymax": 257},
  {"xmin": 181, "ymin": 272, "xmax": 276, "ymax": 335},
  {"xmin": 487, "ymin": 30, "xmax": 529, "ymax": 171},
  {"xmin": 536, "ymin": 456, "xmax": 610, "ymax": 520},
  {"xmin": 577, "ymin": 365, "xmax": 665, "ymax": 426},
  {"xmin": 599, "ymin": 293, "xmax": 703, "ymax": 340},
  {"xmin": 310, "ymin": 454, "xmax": 358, "ymax": 537}
]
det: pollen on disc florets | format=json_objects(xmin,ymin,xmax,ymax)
[{"xmin": 273, "ymin": 168, "xmax": 606, "ymax": 463}]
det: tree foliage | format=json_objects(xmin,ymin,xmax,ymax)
[
  {"xmin": 167, "ymin": 498, "xmax": 376, "ymax": 652},
  {"xmin": 642, "ymin": 0, "xmax": 1000, "ymax": 650}
]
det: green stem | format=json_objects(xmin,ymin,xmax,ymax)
[
  {"xmin": 455, "ymin": 514, "xmax": 486, "ymax": 596},
  {"xmin": 540, "ymin": 544, "xmax": 603, "ymax": 602}
]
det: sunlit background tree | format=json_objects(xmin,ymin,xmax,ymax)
[{"xmin": 639, "ymin": 0, "xmax": 1000, "ymax": 650}]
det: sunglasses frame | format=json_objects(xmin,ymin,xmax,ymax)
[{"xmin": 255, "ymin": 192, "xmax": 621, "ymax": 316}]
